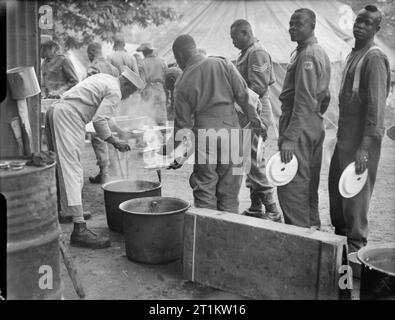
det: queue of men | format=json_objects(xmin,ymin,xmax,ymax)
[{"xmin": 41, "ymin": 4, "xmax": 391, "ymax": 254}]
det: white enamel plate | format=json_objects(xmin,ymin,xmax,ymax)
[
  {"xmin": 338, "ymin": 162, "xmax": 368, "ymax": 198},
  {"xmin": 266, "ymin": 151, "xmax": 298, "ymax": 186}
]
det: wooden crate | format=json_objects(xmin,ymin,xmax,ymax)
[{"xmin": 183, "ymin": 208, "xmax": 348, "ymax": 300}]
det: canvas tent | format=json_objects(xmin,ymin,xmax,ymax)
[
  {"xmin": 68, "ymin": 0, "xmax": 394, "ymax": 161},
  {"xmin": 131, "ymin": 0, "xmax": 394, "ymax": 163}
]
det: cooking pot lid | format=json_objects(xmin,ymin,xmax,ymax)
[
  {"xmin": 266, "ymin": 151, "xmax": 298, "ymax": 186},
  {"xmin": 338, "ymin": 162, "xmax": 368, "ymax": 198}
]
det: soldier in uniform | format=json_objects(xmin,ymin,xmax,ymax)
[
  {"xmin": 329, "ymin": 5, "xmax": 391, "ymax": 252},
  {"xmin": 278, "ymin": 8, "xmax": 331, "ymax": 229},
  {"xmin": 41, "ymin": 40, "xmax": 79, "ymax": 98},
  {"xmin": 169, "ymin": 34, "xmax": 267, "ymax": 213},
  {"xmin": 137, "ymin": 43, "xmax": 168, "ymax": 125},
  {"xmin": 230, "ymin": 19, "xmax": 281, "ymax": 221},
  {"xmin": 85, "ymin": 42, "xmax": 121, "ymax": 184},
  {"xmin": 107, "ymin": 33, "xmax": 139, "ymax": 74}
]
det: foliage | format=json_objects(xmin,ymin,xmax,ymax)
[{"xmin": 42, "ymin": 0, "xmax": 177, "ymax": 49}]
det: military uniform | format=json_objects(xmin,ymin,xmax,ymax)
[
  {"xmin": 235, "ymin": 40, "xmax": 278, "ymax": 216},
  {"xmin": 86, "ymin": 57, "xmax": 120, "ymax": 180},
  {"xmin": 174, "ymin": 54, "xmax": 264, "ymax": 213},
  {"xmin": 278, "ymin": 36, "xmax": 331, "ymax": 228},
  {"xmin": 329, "ymin": 43, "xmax": 391, "ymax": 252},
  {"xmin": 107, "ymin": 50, "xmax": 139, "ymax": 74},
  {"xmin": 41, "ymin": 53, "xmax": 79, "ymax": 97},
  {"xmin": 139, "ymin": 53, "xmax": 168, "ymax": 125},
  {"xmin": 46, "ymin": 74, "xmax": 122, "ymax": 220}
]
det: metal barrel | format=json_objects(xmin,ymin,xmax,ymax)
[{"xmin": 1, "ymin": 160, "xmax": 62, "ymax": 299}]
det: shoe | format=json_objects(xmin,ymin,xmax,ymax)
[
  {"xmin": 70, "ymin": 222, "xmax": 111, "ymax": 249},
  {"xmin": 58, "ymin": 211, "xmax": 92, "ymax": 224},
  {"xmin": 241, "ymin": 208, "xmax": 264, "ymax": 218},
  {"xmin": 89, "ymin": 173, "xmax": 105, "ymax": 184},
  {"xmin": 263, "ymin": 203, "xmax": 282, "ymax": 222}
]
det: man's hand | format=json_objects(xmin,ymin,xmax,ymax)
[
  {"xmin": 355, "ymin": 148, "xmax": 369, "ymax": 174},
  {"xmin": 253, "ymin": 125, "xmax": 267, "ymax": 141},
  {"xmin": 47, "ymin": 93, "xmax": 61, "ymax": 99},
  {"xmin": 280, "ymin": 139, "xmax": 296, "ymax": 164},
  {"xmin": 167, "ymin": 157, "xmax": 184, "ymax": 170},
  {"xmin": 113, "ymin": 140, "xmax": 131, "ymax": 152}
]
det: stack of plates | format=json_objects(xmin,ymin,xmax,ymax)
[
  {"xmin": 338, "ymin": 162, "xmax": 368, "ymax": 198},
  {"xmin": 266, "ymin": 151, "xmax": 298, "ymax": 186}
]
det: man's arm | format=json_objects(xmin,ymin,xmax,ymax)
[
  {"xmin": 228, "ymin": 61, "xmax": 266, "ymax": 138},
  {"xmin": 247, "ymin": 49, "xmax": 272, "ymax": 97},
  {"xmin": 355, "ymin": 53, "xmax": 389, "ymax": 174},
  {"xmin": 62, "ymin": 57, "xmax": 79, "ymax": 89},
  {"xmin": 280, "ymin": 52, "xmax": 320, "ymax": 163}
]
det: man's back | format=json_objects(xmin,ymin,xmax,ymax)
[
  {"xmin": 175, "ymin": 55, "xmax": 245, "ymax": 128},
  {"xmin": 42, "ymin": 53, "xmax": 79, "ymax": 96},
  {"xmin": 139, "ymin": 55, "xmax": 167, "ymax": 84},
  {"xmin": 86, "ymin": 57, "xmax": 120, "ymax": 78},
  {"xmin": 107, "ymin": 50, "xmax": 138, "ymax": 74}
]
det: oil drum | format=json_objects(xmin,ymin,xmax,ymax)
[{"xmin": 1, "ymin": 159, "xmax": 62, "ymax": 299}]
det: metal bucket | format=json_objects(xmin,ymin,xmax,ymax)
[
  {"xmin": 119, "ymin": 196, "xmax": 190, "ymax": 264},
  {"xmin": 1, "ymin": 159, "xmax": 62, "ymax": 300},
  {"xmin": 357, "ymin": 243, "xmax": 395, "ymax": 299},
  {"xmin": 7, "ymin": 66, "xmax": 41, "ymax": 100},
  {"xmin": 102, "ymin": 179, "xmax": 161, "ymax": 233}
]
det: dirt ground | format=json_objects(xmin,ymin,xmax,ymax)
[{"xmin": 60, "ymin": 108, "xmax": 395, "ymax": 300}]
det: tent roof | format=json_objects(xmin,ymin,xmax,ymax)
[{"xmin": 144, "ymin": 0, "xmax": 393, "ymax": 66}]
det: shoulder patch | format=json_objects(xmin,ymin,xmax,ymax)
[
  {"xmin": 303, "ymin": 61, "xmax": 314, "ymax": 70},
  {"xmin": 251, "ymin": 62, "xmax": 269, "ymax": 74}
]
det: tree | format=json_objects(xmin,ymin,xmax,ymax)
[{"xmin": 42, "ymin": 0, "xmax": 177, "ymax": 49}]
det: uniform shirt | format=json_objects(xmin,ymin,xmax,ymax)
[
  {"xmin": 174, "ymin": 54, "xmax": 263, "ymax": 133},
  {"xmin": 138, "ymin": 53, "xmax": 168, "ymax": 85},
  {"xmin": 337, "ymin": 43, "xmax": 391, "ymax": 150},
  {"xmin": 235, "ymin": 39, "xmax": 275, "ymax": 97},
  {"xmin": 61, "ymin": 73, "xmax": 122, "ymax": 140},
  {"xmin": 107, "ymin": 50, "xmax": 138, "ymax": 74},
  {"xmin": 279, "ymin": 36, "xmax": 331, "ymax": 142},
  {"xmin": 86, "ymin": 57, "xmax": 120, "ymax": 78},
  {"xmin": 41, "ymin": 53, "xmax": 79, "ymax": 96},
  {"xmin": 235, "ymin": 40, "xmax": 274, "ymax": 128}
]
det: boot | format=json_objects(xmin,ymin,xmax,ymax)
[
  {"xmin": 59, "ymin": 211, "xmax": 92, "ymax": 224},
  {"xmin": 70, "ymin": 222, "xmax": 111, "ymax": 249},
  {"xmin": 263, "ymin": 203, "xmax": 282, "ymax": 222},
  {"xmin": 89, "ymin": 165, "xmax": 109, "ymax": 184},
  {"xmin": 242, "ymin": 193, "xmax": 264, "ymax": 217}
]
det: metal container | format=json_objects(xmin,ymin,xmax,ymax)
[
  {"xmin": 357, "ymin": 243, "xmax": 395, "ymax": 299},
  {"xmin": 119, "ymin": 196, "xmax": 190, "ymax": 264},
  {"xmin": 102, "ymin": 179, "xmax": 161, "ymax": 233},
  {"xmin": 6, "ymin": 66, "xmax": 41, "ymax": 100},
  {"xmin": 1, "ymin": 158, "xmax": 62, "ymax": 300}
]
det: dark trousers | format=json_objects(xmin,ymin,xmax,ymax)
[
  {"xmin": 328, "ymin": 141, "xmax": 382, "ymax": 252},
  {"xmin": 278, "ymin": 125, "xmax": 325, "ymax": 228}
]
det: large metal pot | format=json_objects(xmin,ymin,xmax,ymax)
[
  {"xmin": 119, "ymin": 196, "xmax": 190, "ymax": 264},
  {"xmin": 102, "ymin": 180, "xmax": 161, "ymax": 233},
  {"xmin": 357, "ymin": 243, "xmax": 395, "ymax": 299}
]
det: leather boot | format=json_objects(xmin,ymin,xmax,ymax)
[
  {"xmin": 242, "ymin": 192, "xmax": 264, "ymax": 217},
  {"xmin": 89, "ymin": 167, "xmax": 109, "ymax": 184},
  {"xmin": 263, "ymin": 203, "xmax": 282, "ymax": 222},
  {"xmin": 70, "ymin": 222, "xmax": 111, "ymax": 249}
]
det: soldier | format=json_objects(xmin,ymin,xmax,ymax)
[
  {"xmin": 107, "ymin": 33, "xmax": 139, "ymax": 74},
  {"xmin": 46, "ymin": 68, "xmax": 144, "ymax": 248},
  {"xmin": 41, "ymin": 40, "xmax": 79, "ymax": 98},
  {"xmin": 137, "ymin": 42, "xmax": 168, "ymax": 125},
  {"xmin": 85, "ymin": 42, "xmax": 120, "ymax": 184},
  {"xmin": 329, "ymin": 5, "xmax": 391, "ymax": 252},
  {"xmin": 230, "ymin": 19, "xmax": 281, "ymax": 221},
  {"xmin": 168, "ymin": 34, "xmax": 266, "ymax": 213},
  {"xmin": 278, "ymin": 8, "xmax": 331, "ymax": 229}
]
